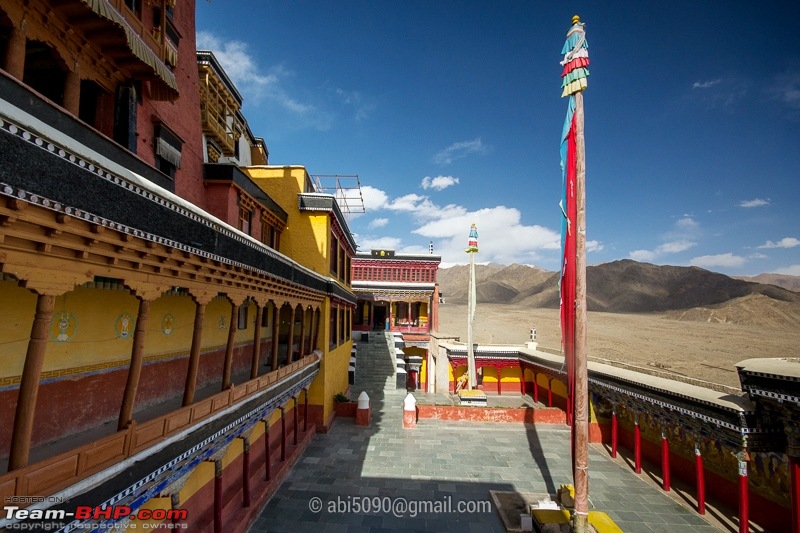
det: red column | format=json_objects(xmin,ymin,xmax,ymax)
[
  {"xmin": 293, "ymin": 396, "xmax": 299, "ymax": 445},
  {"xmin": 2, "ymin": 26, "xmax": 26, "ymax": 80},
  {"xmin": 634, "ymin": 416, "xmax": 642, "ymax": 474},
  {"xmin": 496, "ymin": 367, "xmax": 501, "ymax": 395},
  {"xmin": 221, "ymin": 303, "xmax": 239, "ymax": 390},
  {"xmin": 242, "ymin": 438, "xmax": 251, "ymax": 507},
  {"xmin": 286, "ymin": 307, "xmax": 296, "ymax": 363},
  {"xmin": 547, "ymin": 379, "xmax": 553, "ymax": 408},
  {"xmin": 789, "ymin": 455, "xmax": 799, "ymax": 533},
  {"xmin": 661, "ymin": 429, "xmax": 671, "ymax": 492},
  {"xmin": 9, "ymin": 293, "xmax": 55, "ymax": 470},
  {"xmin": 280, "ymin": 407, "xmax": 286, "ymax": 461},
  {"xmin": 519, "ymin": 366, "xmax": 525, "ymax": 395},
  {"xmin": 611, "ymin": 407, "xmax": 618, "ymax": 459},
  {"xmin": 183, "ymin": 302, "xmax": 206, "ymax": 406},
  {"xmin": 304, "ymin": 388, "xmax": 309, "ymax": 432},
  {"xmin": 737, "ymin": 452, "xmax": 749, "ymax": 533},
  {"xmin": 250, "ymin": 302, "xmax": 263, "ymax": 379},
  {"xmin": 213, "ymin": 460, "xmax": 222, "ymax": 533},
  {"xmin": 271, "ymin": 303, "xmax": 280, "ymax": 369},
  {"xmin": 695, "ymin": 443, "xmax": 706, "ymax": 515},
  {"xmin": 264, "ymin": 420, "xmax": 271, "ymax": 481},
  {"xmin": 533, "ymin": 374, "xmax": 539, "ymax": 404}
]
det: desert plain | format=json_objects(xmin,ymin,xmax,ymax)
[{"xmin": 437, "ymin": 302, "xmax": 799, "ymax": 389}]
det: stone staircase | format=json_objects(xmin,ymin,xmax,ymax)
[{"xmin": 350, "ymin": 332, "xmax": 405, "ymax": 424}]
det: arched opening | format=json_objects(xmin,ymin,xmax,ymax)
[{"xmin": 23, "ymin": 39, "xmax": 67, "ymax": 105}]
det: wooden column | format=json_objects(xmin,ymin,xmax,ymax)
[
  {"xmin": 250, "ymin": 302, "xmax": 263, "ymax": 379},
  {"xmin": 547, "ymin": 379, "xmax": 553, "ymax": 408},
  {"xmin": 213, "ymin": 460, "xmax": 222, "ymax": 533},
  {"xmin": 271, "ymin": 302, "xmax": 280, "ymax": 369},
  {"xmin": 297, "ymin": 307, "xmax": 306, "ymax": 360},
  {"xmin": 221, "ymin": 303, "xmax": 238, "ymax": 390},
  {"xmin": 2, "ymin": 26, "xmax": 26, "ymax": 80},
  {"xmin": 661, "ymin": 428, "xmax": 671, "ymax": 492},
  {"xmin": 264, "ymin": 420, "xmax": 271, "ymax": 481},
  {"xmin": 496, "ymin": 366, "xmax": 501, "ymax": 395},
  {"xmin": 63, "ymin": 68, "xmax": 81, "ymax": 115},
  {"xmin": 304, "ymin": 388, "xmax": 309, "ymax": 432},
  {"xmin": 611, "ymin": 406, "xmax": 618, "ymax": 459},
  {"xmin": 737, "ymin": 452, "xmax": 749, "ymax": 533},
  {"xmin": 242, "ymin": 437, "xmax": 251, "ymax": 508},
  {"xmin": 695, "ymin": 442, "xmax": 706, "ymax": 515},
  {"xmin": 286, "ymin": 306, "xmax": 296, "ymax": 363},
  {"xmin": 182, "ymin": 301, "xmax": 207, "ymax": 406},
  {"xmin": 533, "ymin": 373, "xmax": 539, "ymax": 404},
  {"xmin": 311, "ymin": 308, "xmax": 320, "ymax": 352},
  {"xmin": 8, "ymin": 293, "xmax": 55, "ymax": 471},
  {"xmin": 634, "ymin": 415, "xmax": 642, "ymax": 474},
  {"xmin": 293, "ymin": 396, "xmax": 299, "ymax": 445},
  {"xmin": 280, "ymin": 407, "xmax": 286, "ymax": 462},
  {"xmin": 118, "ymin": 298, "xmax": 151, "ymax": 430}
]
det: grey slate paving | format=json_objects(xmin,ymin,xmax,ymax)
[{"xmin": 249, "ymin": 333, "xmax": 721, "ymax": 532}]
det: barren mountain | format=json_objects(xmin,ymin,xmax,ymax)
[
  {"xmin": 736, "ymin": 273, "xmax": 800, "ymax": 292},
  {"xmin": 436, "ymin": 260, "xmax": 800, "ymax": 328}
]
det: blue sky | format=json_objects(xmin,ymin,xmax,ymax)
[{"xmin": 196, "ymin": 1, "xmax": 800, "ymax": 276}]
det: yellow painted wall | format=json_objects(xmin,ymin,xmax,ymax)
[
  {"xmin": 307, "ymin": 298, "xmax": 351, "ymax": 422},
  {"xmin": 499, "ymin": 367, "xmax": 522, "ymax": 383},
  {"xmin": 246, "ymin": 166, "xmax": 334, "ymax": 277},
  {"xmin": 0, "ymin": 280, "xmax": 37, "ymax": 377},
  {"xmin": 177, "ymin": 460, "xmax": 214, "ymax": 504}
]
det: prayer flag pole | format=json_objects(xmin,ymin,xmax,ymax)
[
  {"xmin": 465, "ymin": 223, "xmax": 479, "ymax": 389},
  {"xmin": 560, "ymin": 14, "xmax": 590, "ymax": 532}
]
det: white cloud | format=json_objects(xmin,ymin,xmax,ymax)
[
  {"xmin": 586, "ymin": 240, "xmax": 604, "ymax": 253},
  {"xmin": 434, "ymin": 138, "xmax": 488, "ymax": 165},
  {"xmin": 368, "ymin": 218, "xmax": 389, "ymax": 229},
  {"xmin": 197, "ymin": 31, "xmax": 332, "ymax": 129},
  {"xmin": 690, "ymin": 253, "xmax": 746, "ymax": 269},
  {"xmin": 360, "ymin": 185, "xmax": 389, "ymax": 211},
  {"xmin": 739, "ymin": 198, "xmax": 770, "ymax": 208},
  {"xmin": 333, "ymin": 87, "xmax": 375, "ymax": 121},
  {"xmin": 692, "ymin": 79, "xmax": 721, "ymax": 89},
  {"xmin": 758, "ymin": 237, "xmax": 800, "ymax": 249},
  {"xmin": 629, "ymin": 218, "xmax": 698, "ymax": 261},
  {"xmin": 421, "ymin": 175, "xmax": 460, "ymax": 191},
  {"xmin": 353, "ymin": 235, "xmax": 402, "ymax": 252},
  {"xmin": 775, "ymin": 264, "xmax": 800, "ymax": 275},
  {"xmin": 629, "ymin": 249, "xmax": 657, "ymax": 262},
  {"xmin": 656, "ymin": 240, "xmax": 696, "ymax": 254}
]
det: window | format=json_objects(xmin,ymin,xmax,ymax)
[
  {"xmin": 329, "ymin": 307, "xmax": 338, "ymax": 348},
  {"xmin": 330, "ymin": 236, "xmax": 339, "ymax": 276},
  {"xmin": 238, "ymin": 204, "xmax": 252, "ymax": 234},
  {"xmin": 154, "ymin": 124, "xmax": 182, "ymax": 180}
]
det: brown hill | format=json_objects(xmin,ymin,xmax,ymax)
[
  {"xmin": 736, "ymin": 273, "xmax": 800, "ymax": 292},
  {"xmin": 436, "ymin": 260, "xmax": 800, "ymax": 327}
]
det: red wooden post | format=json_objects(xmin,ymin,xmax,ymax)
[
  {"xmin": 293, "ymin": 396, "xmax": 299, "ymax": 446},
  {"xmin": 634, "ymin": 415, "xmax": 642, "ymax": 474},
  {"xmin": 611, "ymin": 407, "xmax": 618, "ymax": 459},
  {"xmin": 661, "ymin": 428, "xmax": 670, "ymax": 492},
  {"xmin": 496, "ymin": 366, "xmax": 502, "ymax": 395},
  {"xmin": 264, "ymin": 420, "xmax": 271, "ymax": 481},
  {"xmin": 280, "ymin": 407, "xmax": 286, "ymax": 461},
  {"xmin": 737, "ymin": 452, "xmax": 749, "ymax": 533},
  {"xmin": 304, "ymin": 388, "xmax": 309, "ymax": 432},
  {"xmin": 547, "ymin": 379, "xmax": 553, "ymax": 408},
  {"xmin": 242, "ymin": 438, "xmax": 251, "ymax": 507},
  {"xmin": 789, "ymin": 455, "xmax": 799, "ymax": 533},
  {"xmin": 695, "ymin": 443, "xmax": 705, "ymax": 515},
  {"xmin": 533, "ymin": 374, "xmax": 539, "ymax": 403},
  {"xmin": 213, "ymin": 460, "xmax": 222, "ymax": 533},
  {"xmin": 519, "ymin": 366, "xmax": 525, "ymax": 395}
]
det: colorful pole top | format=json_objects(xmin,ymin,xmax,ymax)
[
  {"xmin": 465, "ymin": 223, "xmax": 479, "ymax": 253},
  {"xmin": 561, "ymin": 15, "xmax": 589, "ymax": 97}
]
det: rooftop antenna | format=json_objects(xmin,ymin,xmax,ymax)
[{"xmin": 429, "ymin": 241, "xmax": 434, "ymax": 254}]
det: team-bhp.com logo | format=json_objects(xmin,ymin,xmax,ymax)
[{"xmin": 3, "ymin": 504, "xmax": 188, "ymax": 530}]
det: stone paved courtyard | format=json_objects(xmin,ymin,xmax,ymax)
[{"xmin": 248, "ymin": 333, "xmax": 722, "ymax": 532}]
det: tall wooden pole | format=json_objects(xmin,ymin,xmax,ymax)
[
  {"xmin": 573, "ymin": 89, "xmax": 589, "ymax": 532},
  {"xmin": 466, "ymin": 250, "xmax": 476, "ymax": 389}
]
